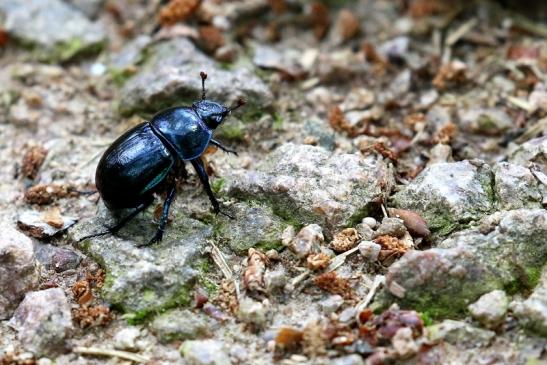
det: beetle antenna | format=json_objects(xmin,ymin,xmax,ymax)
[
  {"xmin": 229, "ymin": 97, "xmax": 246, "ymax": 111},
  {"xmin": 200, "ymin": 71, "xmax": 207, "ymax": 100}
]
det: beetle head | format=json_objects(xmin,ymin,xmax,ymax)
[{"xmin": 192, "ymin": 100, "xmax": 230, "ymax": 129}]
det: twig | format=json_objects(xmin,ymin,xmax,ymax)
[
  {"xmin": 355, "ymin": 275, "xmax": 385, "ymax": 321},
  {"xmin": 210, "ymin": 241, "xmax": 240, "ymax": 300},
  {"xmin": 73, "ymin": 346, "xmax": 149, "ymax": 363},
  {"xmin": 506, "ymin": 96, "xmax": 534, "ymax": 113},
  {"xmin": 326, "ymin": 245, "xmax": 360, "ymax": 272},
  {"xmin": 446, "ymin": 18, "xmax": 478, "ymax": 47}
]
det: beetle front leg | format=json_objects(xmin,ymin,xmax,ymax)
[
  {"xmin": 190, "ymin": 157, "xmax": 234, "ymax": 219},
  {"xmin": 140, "ymin": 184, "xmax": 177, "ymax": 246},
  {"xmin": 210, "ymin": 139, "xmax": 238, "ymax": 156}
]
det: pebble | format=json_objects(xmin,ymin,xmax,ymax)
[{"xmin": 468, "ymin": 290, "xmax": 509, "ymax": 328}]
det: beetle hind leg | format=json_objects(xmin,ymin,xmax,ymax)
[
  {"xmin": 140, "ymin": 184, "xmax": 177, "ymax": 246},
  {"xmin": 78, "ymin": 197, "xmax": 153, "ymax": 242}
]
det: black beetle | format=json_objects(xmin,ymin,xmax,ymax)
[{"xmin": 86, "ymin": 72, "xmax": 244, "ymax": 245}]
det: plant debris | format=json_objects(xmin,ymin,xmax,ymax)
[
  {"xmin": 314, "ymin": 272, "xmax": 355, "ymax": 300},
  {"xmin": 20, "ymin": 145, "xmax": 47, "ymax": 180}
]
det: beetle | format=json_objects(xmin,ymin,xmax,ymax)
[{"xmin": 85, "ymin": 72, "xmax": 244, "ymax": 246}]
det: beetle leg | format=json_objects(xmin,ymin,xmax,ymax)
[
  {"xmin": 141, "ymin": 184, "xmax": 177, "ymax": 246},
  {"xmin": 190, "ymin": 157, "xmax": 234, "ymax": 219},
  {"xmin": 210, "ymin": 139, "xmax": 238, "ymax": 156},
  {"xmin": 77, "ymin": 197, "xmax": 153, "ymax": 242}
]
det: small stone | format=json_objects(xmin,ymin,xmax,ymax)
[
  {"xmin": 264, "ymin": 267, "xmax": 287, "ymax": 293},
  {"xmin": 151, "ymin": 309, "xmax": 212, "ymax": 343},
  {"xmin": 468, "ymin": 290, "xmax": 508, "ymax": 328},
  {"xmin": 338, "ymin": 307, "xmax": 357, "ymax": 324},
  {"xmin": 17, "ymin": 210, "xmax": 77, "ymax": 239},
  {"xmin": 331, "ymin": 9, "xmax": 360, "ymax": 44},
  {"xmin": 237, "ymin": 297, "xmax": 268, "ymax": 328},
  {"xmin": 427, "ymin": 144, "xmax": 453, "ymax": 165},
  {"xmin": 320, "ymin": 295, "xmax": 344, "ymax": 314},
  {"xmin": 374, "ymin": 217, "xmax": 407, "ymax": 238},
  {"xmin": 493, "ymin": 162, "xmax": 542, "ymax": 210},
  {"xmin": 340, "ymin": 88, "xmax": 375, "ymax": 111},
  {"xmin": 180, "ymin": 340, "xmax": 230, "ymax": 365},
  {"xmin": 35, "ymin": 244, "xmax": 81, "ymax": 272},
  {"xmin": 288, "ymin": 224, "xmax": 324, "ymax": 259},
  {"xmin": 511, "ymin": 266, "xmax": 547, "ymax": 336},
  {"xmin": 332, "ymin": 354, "xmax": 364, "ymax": 365},
  {"xmin": 361, "ymin": 217, "xmax": 377, "ymax": 229},
  {"xmin": 9, "ymin": 288, "xmax": 72, "ymax": 357},
  {"xmin": 392, "ymin": 327, "xmax": 419, "ymax": 358},
  {"xmin": 214, "ymin": 202, "xmax": 289, "ymax": 254},
  {"xmin": 0, "ymin": 0, "xmax": 105, "ymax": 62},
  {"xmin": 378, "ymin": 36, "xmax": 410, "ymax": 63},
  {"xmin": 427, "ymin": 320, "xmax": 495, "ymax": 347},
  {"xmin": 358, "ymin": 241, "xmax": 381, "ymax": 261},
  {"xmin": 113, "ymin": 327, "xmax": 141, "ymax": 351},
  {"xmin": 458, "ymin": 108, "xmax": 513, "ymax": 136},
  {"xmin": 119, "ymin": 38, "xmax": 272, "ymax": 118},
  {"xmin": 509, "ymin": 136, "xmax": 547, "ymax": 167},
  {"xmin": 0, "ymin": 224, "xmax": 39, "ymax": 319},
  {"xmin": 355, "ymin": 222, "xmax": 374, "ymax": 240}
]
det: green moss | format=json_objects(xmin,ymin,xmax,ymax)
[
  {"xmin": 419, "ymin": 312, "xmax": 434, "ymax": 326},
  {"xmin": 215, "ymin": 120, "xmax": 246, "ymax": 141},
  {"xmin": 122, "ymin": 284, "xmax": 193, "ymax": 325},
  {"xmin": 255, "ymin": 239, "xmax": 284, "ymax": 252},
  {"xmin": 109, "ymin": 68, "xmax": 135, "ymax": 87},
  {"xmin": 272, "ymin": 113, "xmax": 284, "ymax": 130},
  {"xmin": 211, "ymin": 177, "xmax": 225, "ymax": 195},
  {"xmin": 525, "ymin": 266, "xmax": 542, "ymax": 288}
]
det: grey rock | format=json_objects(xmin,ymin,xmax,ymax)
[
  {"xmin": 151, "ymin": 309, "xmax": 212, "ymax": 343},
  {"xmin": 509, "ymin": 136, "xmax": 547, "ymax": 167},
  {"xmin": 338, "ymin": 307, "xmax": 357, "ymax": 324},
  {"xmin": 0, "ymin": 0, "xmax": 105, "ymax": 62},
  {"xmin": 320, "ymin": 295, "xmax": 344, "ymax": 313},
  {"xmin": 288, "ymin": 224, "xmax": 324, "ymax": 259},
  {"xmin": 361, "ymin": 217, "xmax": 378, "ymax": 229},
  {"xmin": 214, "ymin": 202, "xmax": 290, "ymax": 254},
  {"xmin": 35, "ymin": 244, "xmax": 81, "ymax": 272},
  {"xmin": 237, "ymin": 297, "xmax": 268, "ymax": 328},
  {"xmin": 493, "ymin": 162, "xmax": 542, "ymax": 209},
  {"xmin": 378, "ymin": 36, "xmax": 409, "ymax": 62},
  {"xmin": 0, "ymin": 224, "xmax": 39, "ymax": 319},
  {"xmin": 374, "ymin": 217, "xmax": 407, "ymax": 238},
  {"xmin": 511, "ymin": 265, "xmax": 547, "ymax": 336},
  {"xmin": 9, "ymin": 288, "xmax": 72, "ymax": 356},
  {"xmin": 224, "ymin": 143, "xmax": 395, "ymax": 237},
  {"xmin": 17, "ymin": 210, "xmax": 77, "ymax": 239},
  {"xmin": 113, "ymin": 327, "xmax": 141, "ymax": 351},
  {"xmin": 468, "ymin": 290, "xmax": 509, "ymax": 328},
  {"xmin": 358, "ymin": 241, "xmax": 381, "ymax": 261},
  {"xmin": 65, "ymin": 0, "xmax": 104, "ymax": 18},
  {"xmin": 109, "ymin": 35, "xmax": 152, "ymax": 84},
  {"xmin": 118, "ymin": 38, "xmax": 272, "ymax": 118},
  {"xmin": 332, "ymin": 354, "xmax": 364, "ymax": 365},
  {"xmin": 355, "ymin": 222, "xmax": 374, "ymax": 240},
  {"xmin": 180, "ymin": 340, "xmax": 230, "ymax": 365},
  {"xmin": 380, "ymin": 209, "xmax": 546, "ymax": 317},
  {"xmin": 72, "ymin": 204, "xmax": 212, "ymax": 316},
  {"xmin": 303, "ymin": 120, "xmax": 336, "ymax": 151},
  {"xmin": 392, "ymin": 161, "xmax": 494, "ymax": 236},
  {"xmin": 427, "ymin": 320, "xmax": 495, "ymax": 347},
  {"xmin": 264, "ymin": 267, "xmax": 287, "ymax": 293},
  {"xmin": 458, "ymin": 108, "xmax": 513, "ymax": 135}
]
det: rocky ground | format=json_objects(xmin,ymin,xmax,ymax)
[{"xmin": 0, "ymin": 0, "xmax": 546, "ymax": 364}]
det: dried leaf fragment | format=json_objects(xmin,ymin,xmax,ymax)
[
  {"xmin": 433, "ymin": 122, "xmax": 457, "ymax": 144},
  {"xmin": 309, "ymin": 2, "xmax": 330, "ymax": 40},
  {"xmin": 314, "ymin": 272, "xmax": 354, "ymax": 300},
  {"xmin": 330, "ymin": 228, "xmax": 360, "ymax": 253},
  {"xmin": 72, "ymin": 305, "xmax": 112, "ymax": 328},
  {"xmin": 24, "ymin": 184, "xmax": 72, "ymax": 205},
  {"xmin": 198, "ymin": 26, "xmax": 225, "ymax": 54},
  {"xmin": 158, "ymin": 0, "xmax": 201, "ymax": 26},
  {"xmin": 244, "ymin": 248, "xmax": 269, "ymax": 293},
  {"xmin": 21, "ymin": 145, "xmax": 48, "ymax": 180},
  {"xmin": 41, "ymin": 207, "xmax": 64, "ymax": 229},
  {"xmin": 387, "ymin": 208, "xmax": 430, "ymax": 237},
  {"xmin": 307, "ymin": 253, "xmax": 331, "ymax": 271},
  {"xmin": 432, "ymin": 61, "xmax": 468, "ymax": 90},
  {"xmin": 72, "ymin": 280, "xmax": 93, "ymax": 305}
]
